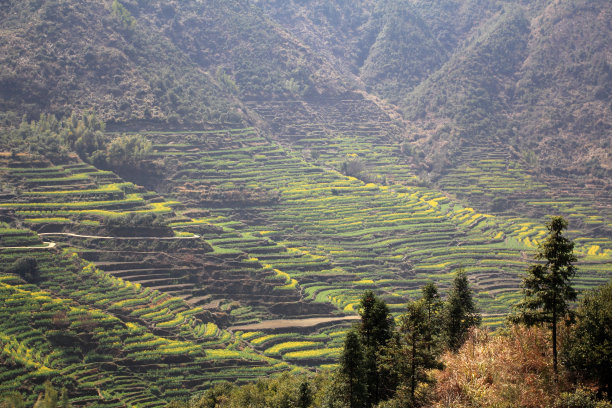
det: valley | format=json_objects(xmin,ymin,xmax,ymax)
[
  {"xmin": 0, "ymin": 0, "xmax": 611, "ymax": 405},
  {"xmin": 1, "ymin": 97, "xmax": 610, "ymax": 404}
]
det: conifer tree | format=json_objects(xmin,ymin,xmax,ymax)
[
  {"xmin": 443, "ymin": 270, "xmax": 481, "ymax": 352},
  {"xmin": 512, "ymin": 216, "xmax": 577, "ymax": 375},
  {"xmin": 562, "ymin": 279, "xmax": 612, "ymax": 395},
  {"xmin": 297, "ymin": 380, "xmax": 312, "ymax": 408},
  {"xmin": 421, "ymin": 281, "xmax": 443, "ymax": 352},
  {"xmin": 339, "ymin": 329, "xmax": 366, "ymax": 408},
  {"xmin": 380, "ymin": 300, "xmax": 442, "ymax": 407},
  {"xmin": 358, "ymin": 290, "xmax": 394, "ymax": 406}
]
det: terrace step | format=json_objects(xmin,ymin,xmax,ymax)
[
  {"xmin": 107, "ymin": 268, "xmax": 195, "ymax": 278},
  {"xmin": 94, "ymin": 261, "xmax": 172, "ymax": 271}
]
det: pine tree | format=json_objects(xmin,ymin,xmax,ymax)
[
  {"xmin": 358, "ymin": 290, "xmax": 394, "ymax": 406},
  {"xmin": 339, "ymin": 329, "xmax": 366, "ymax": 408},
  {"xmin": 444, "ymin": 270, "xmax": 481, "ymax": 352},
  {"xmin": 512, "ymin": 216, "xmax": 577, "ymax": 375},
  {"xmin": 563, "ymin": 279, "xmax": 612, "ymax": 395},
  {"xmin": 421, "ymin": 282, "xmax": 443, "ymax": 352},
  {"xmin": 297, "ymin": 380, "xmax": 312, "ymax": 408},
  {"xmin": 359, "ymin": 290, "xmax": 394, "ymax": 350},
  {"xmin": 380, "ymin": 300, "xmax": 442, "ymax": 407}
]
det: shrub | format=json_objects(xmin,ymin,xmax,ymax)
[
  {"xmin": 432, "ymin": 326, "xmax": 559, "ymax": 408},
  {"xmin": 9, "ymin": 257, "xmax": 40, "ymax": 283},
  {"xmin": 551, "ymin": 389, "xmax": 612, "ymax": 408},
  {"xmin": 562, "ymin": 280, "xmax": 612, "ymax": 395}
]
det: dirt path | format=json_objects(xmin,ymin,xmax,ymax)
[
  {"xmin": 230, "ymin": 315, "xmax": 360, "ymax": 331},
  {"xmin": 38, "ymin": 232, "xmax": 201, "ymax": 240},
  {"xmin": 0, "ymin": 242, "xmax": 56, "ymax": 249}
]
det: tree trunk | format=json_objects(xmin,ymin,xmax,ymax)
[
  {"xmin": 411, "ymin": 332, "xmax": 416, "ymax": 404},
  {"xmin": 349, "ymin": 366, "xmax": 354, "ymax": 408},
  {"xmin": 552, "ymin": 307, "xmax": 558, "ymax": 378}
]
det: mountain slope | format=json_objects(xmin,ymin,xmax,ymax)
[
  {"xmin": 2, "ymin": 0, "xmax": 609, "ymax": 182},
  {"xmin": 255, "ymin": 0, "xmax": 611, "ymax": 184},
  {"xmin": 0, "ymin": 0, "xmax": 349, "ymax": 127},
  {"xmin": 0, "ymin": 0, "xmax": 230, "ymax": 125}
]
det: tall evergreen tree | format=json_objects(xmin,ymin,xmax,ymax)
[
  {"xmin": 512, "ymin": 216, "xmax": 577, "ymax": 375},
  {"xmin": 339, "ymin": 329, "xmax": 366, "ymax": 408},
  {"xmin": 297, "ymin": 380, "xmax": 312, "ymax": 408},
  {"xmin": 421, "ymin": 281, "xmax": 443, "ymax": 352},
  {"xmin": 380, "ymin": 300, "xmax": 442, "ymax": 407},
  {"xmin": 443, "ymin": 270, "xmax": 481, "ymax": 352},
  {"xmin": 358, "ymin": 290, "xmax": 394, "ymax": 406},
  {"xmin": 359, "ymin": 290, "xmax": 394, "ymax": 350}
]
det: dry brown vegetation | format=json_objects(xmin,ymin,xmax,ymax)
[{"xmin": 433, "ymin": 325, "xmax": 564, "ymax": 408}]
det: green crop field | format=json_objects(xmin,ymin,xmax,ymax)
[
  {"xmin": 0, "ymin": 227, "xmax": 291, "ymax": 406},
  {"xmin": 110, "ymin": 109, "xmax": 610, "ymax": 366},
  {"xmin": 139, "ymin": 123, "xmax": 611, "ymax": 323}
]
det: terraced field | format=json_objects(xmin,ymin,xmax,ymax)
[
  {"xmin": 0, "ymin": 226, "xmax": 295, "ymax": 406},
  {"xmin": 0, "ymin": 157, "xmax": 344, "ymax": 403},
  {"xmin": 0, "ymin": 160, "xmax": 329, "ymax": 325},
  {"xmin": 436, "ymin": 143, "xmax": 612, "ymax": 241},
  {"xmin": 2, "ymin": 98, "xmax": 610, "ymax": 398},
  {"xmin": 135, "ymin": 121, "xmax": 611, "ymax": 333}
]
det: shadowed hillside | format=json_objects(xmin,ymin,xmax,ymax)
[
  {"xmin": 0, "ymin": 0, "xmax": 349, "ymax": 127},
  {"xmin": 255, "ymin": 0, "xmax": 611, "ymax": 205}
]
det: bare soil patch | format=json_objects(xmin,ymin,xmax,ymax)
[{"xmin": 230, "ymin": 315, "xmax": 359, "ymax": 331}]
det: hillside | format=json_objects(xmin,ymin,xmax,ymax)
[
  {"xmin": 3, "ymin": 117, "xmax": 611, "ymax": 405},
  {"xmin": 255, "ymin": 0, "xmax": 612, "ymax": 217},
  {"xmin": 2, "ymin": 0, "xmax": 609, "ymax": 183},
  {"xmin": 1, "ymin": 0, "xmax": 611, "ymax": 405},
  {"xmin": 0, "ymin": 0, "xmax": 348, "ymax": 126},
  {"xmin": 0, "ymin": 154, "xmax": 300, "ymax": 405}
]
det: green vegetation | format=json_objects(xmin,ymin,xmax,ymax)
[
  {"xmin": 339, "ymin": 330, "xmax": 366, "ymax": 408},
  {"xmin": 0, "ymin": 113, "xmax": 154, "ymax": 174},
  {"xmin": 140, "ymin": 127, "xmax": 611, "ymax": 323},
  {"xmin": 0, "ymin": 228, "xmax": 288, "ymax": 406},
  {"xmin": 257, "ymin": 0, "xmax": 611, "ymax": 223},
  {"xmin": 358, "ymin": 291, "xmax": 394, "ymax": 406},
  {"xmin": 1, "ymin": 0, "xmax": 611, "ymax": 405},
  {"xmin": 111, "ymin": 0, "xmax": 136, "ymax": 30},
  {"xmin": 175, "ymin": 281, "xmax": 612, "ymax": 407},
  {"xmin": 0, "ymin": 381, "xmax": 70, "ymax": 408},
  {"xmin": 381, "ymin": 300, "xmax": 442, "ymax": 406},
  {"xmin": 512, "ymin": 216, "xmax": 578, "ymax": 374},
  {"xmin": 100, "ymin": 133, "xmax": 152, "ymax": 170},
  {"xmin": 2, "ymin": 125, "xmax": 609, "ymax": 401},
  {"xmin": 563, "ymin": 280, "xmax": 612, "ymax": 395},
  {"xmin": 443, "ymin": 270, "xmax": 481, "ymax": 352},
  {"xmin": 8, "ymin": 257, "xmax": 39, "ymax": 283}
]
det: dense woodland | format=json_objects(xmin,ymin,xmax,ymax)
[{"xmin": 0, "ymin": 0, "xmax": 611, "ymax": 406}]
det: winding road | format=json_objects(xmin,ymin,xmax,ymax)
[{"xmin": 1, "ymin": 232, "xmax": 200, "ymax": 250}]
